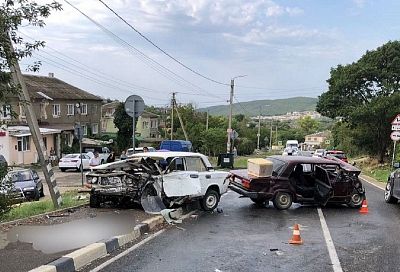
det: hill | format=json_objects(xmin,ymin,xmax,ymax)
[{"xmin": 198, "ymin": 97, "xmax": 318, "ymax": 116}]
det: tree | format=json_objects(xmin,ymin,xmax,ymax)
[
  {"xmin": 317, "ymin": 41, "xmax": 400, "ymax": 162},
  {"xmin": 297, "ymin": 116, "xmax": 319, "ymax": 136},
  {"xmin": 113, "ymin": 102, "xmax": 134, "ymax": 151}
]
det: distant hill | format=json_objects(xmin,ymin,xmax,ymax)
[{"xmin": 198, "ymin": 97, "xmax": 318, "ymax": 116}]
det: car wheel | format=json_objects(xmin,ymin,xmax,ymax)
[
  {"xmin": 77, "ymin": 164, "xmax": 83, "ymax": 172},
  {"xmin": 273, "ymin": 192, "xmax": 292, "ymax": 210},
  {"xmin": 200, "ymin": 189, "xmax": 219, "ymax": 211},
  {"xmin": 347, "ymin": 190, "xmax": 365, "ymax": 208},
  {"xmin": 250, "ymin": 197, "xmax": 268, "ymax": 206},
  {"xmin": 33, "ymin": 189, "xmax": 40, "ymax": 201},
  {"xmin": 89, "ymin": 194, "xmax": 101, "ymax": 208},
  {"xmin": 60, "ymin": 168, "xmax": 66, "ymax": 172},
  {"xmin": 40, "ymin": 187, "xmax": 45, "ymax": 197},
  {"xmin": 101, "ymin": 160, "xmax": 104, "ymax": 165},
  {"xmin": 385, "ymin": 180, "xmax": 398, "ymax": 204}
]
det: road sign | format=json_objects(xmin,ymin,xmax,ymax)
[
  {"xmin": 278, "ymin": 141, "xmax": 282, "ymax": 146},
  {"xmin": 325, "ymin": 140, "xmax": 330, "ymax": 145},
  {"xmin": 392, "ymin": 125, "xmax": 400, "ymax": 131},
  {"xmin": 391, "ymin": 131, "xmax": 400, "ymax": 141},
  {"xmin": 74, "ymin": 124, "xmax": 83, "ymax": 140},
  {"xmin": 231, "ymin": 130, "xmax": 239, "ymax": 140},
  {"xmin": 124, "ymin": 95, "xmax": 145, "ymax": 118},
  {"xmin": 392, "ymin": 114, "xmax": 400, "ymax": 125}
]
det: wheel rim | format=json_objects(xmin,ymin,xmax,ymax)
[
  {"xmin": 351, "ymin": 193, "xmax": 362, "ymax": 205},
  {"xmin": 278, "ymin": 193, "xmax": 290, "ymax": 207},
  {"xmin": 206, "ymin": 194, "xmax": 217, "ymax": 208},
  {"xmin": 385, "ymin": 183, "xmax": 391, "ymax": 200}
]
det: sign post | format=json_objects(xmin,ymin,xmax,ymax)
[
  {"xmin": 125, "ymin": 95, "xmax": 145, "ymax": 154},
  {"xmin": 390, "ymin": 114, "xmax": 400, "ymax": 168}
]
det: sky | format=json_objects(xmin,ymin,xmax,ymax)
[{"xmin": 19, "ymin": 0, "xmax": 400, "ymax": 108}]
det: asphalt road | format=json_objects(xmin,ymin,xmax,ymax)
[{"xmin": 94, "ymin": 181, "xmax": 400, "ymax": 272}]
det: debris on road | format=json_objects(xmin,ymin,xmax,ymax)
[{"xmin": 160, "ymin": 208, "xmax": 183, "ymax": 224}]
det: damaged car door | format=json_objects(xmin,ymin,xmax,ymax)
[
  {"xmin": 314, "ymin": 165, "xmax": 333, "ymax": 205},
  {"xmin": 162, "ymin": 157, "xmax": 202, "ymax": 197}
]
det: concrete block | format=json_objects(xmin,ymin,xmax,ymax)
[
  {"xmin": 142, "ymin": 216, "xmax": 164, "ymax": 229},
  {"xmin": 29, "ymin": 265, "xmax": 57, "ymax": 272},
  {"xmin": 64, "ymin": 243, "xmax": 107, "ymax": 270}
]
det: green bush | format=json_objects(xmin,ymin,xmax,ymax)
[{"xmin": 0, "ymin": 165, "xmax": 12, "ymax": 219}]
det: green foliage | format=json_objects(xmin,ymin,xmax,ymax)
[
  {"xmin": 297, "ymin": 116, "xmax": 319, "ymax": 136},
  {"xmin": 0, "ymin": 164, "xmax": 12, "ymax": 219},
  {"xmin": 200, "ymin": 128, "xmax": 226, "ymax": 156},
  {"xmin": 114, "ymin": 102, "xmax": 134, "ymax": 151},
  {"xmin": 317, "ymin": 41, "xmax": 400, "ymax": 162},
  {"xmin": 237, "ymin": 137, "xmax": 256, "ymax": 155}
]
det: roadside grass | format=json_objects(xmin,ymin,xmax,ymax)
[
  {"xmin": 1, "ymin": 191, "xmax": 88, "ymax": 223},
  {"xmin": 352, "ymin": 156, "xmax": 391, "ymax": 183},
  {"xmin": 363, "ymin": 167, "xmax": 391, "ymax": 183}
]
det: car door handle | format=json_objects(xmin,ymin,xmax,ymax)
[
  {"xmin": 205, "ymin": 175, "xmax": 211, "ymax": 179},
  {"xmin": 190, "ymin": 174, "xmax": 199, "ymax": 178}
]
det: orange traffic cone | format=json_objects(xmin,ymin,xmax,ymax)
[
  {"xmin": 359, "ymin": 199, "xmax": 369, "ymax": 214},
  {"xmin": 289, "ymin": 224, "xmax": 303, "ymax": 245}
]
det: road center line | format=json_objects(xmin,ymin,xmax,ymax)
[
  {"xmin": 317, "ymin": 208, "xmax": 343, "ymax": 272},
  {"xmin": 90, "ymin": 229, "xmax": 166, "ymax": 272}
]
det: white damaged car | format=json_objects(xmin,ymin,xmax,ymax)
[{"xmin": 86, "ymin": 152, "xmax": 229, "ymax": 212}]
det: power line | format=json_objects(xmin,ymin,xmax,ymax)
[
  {"xmin": 64, "ymin": 0, "xmax": 226, "ymax": 101},
  {"xmin": 97, "ymin": 0, "xmax": 229, "ymax": 86}
]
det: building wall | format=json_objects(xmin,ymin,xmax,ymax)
[
  {"xmin": 8, "ymin": 133, "xmax": 56, "ymax": 166},
  {"xmin": 101, "ymin": 117, "xmax": 118, "ymax": 134},
  {"xmin": 137, "ymin": 116, "xmax": 159, "ymax": 138}
]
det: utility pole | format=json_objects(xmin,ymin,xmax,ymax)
[
  {"xmin": 269, "ymin": 120, "xmax": 273, "ymax": 151},
  {"xmin": 4, "ymin": 29, "xmax": 62, "ymax": 208},
  {"xmin": 227, "ymin": 79, "xmax": 234, "ymax": 153},
  {"xmin": 171, "ymin": 92, "xmax": 175, "ymax": 140},
  {"xmin": 206, "ymin": 110, "xmax": 209, "ymax": 131},
  {"xmin": 257, "ymin": 106, "xmax": 261, "ymax": 150},
  {"xmin": 174, "ymin": 99, "xmax": 189, "ymax": 141},
  {"xmin": 275, "ymin": 125, "xmax": 278, "ymax": 146}
]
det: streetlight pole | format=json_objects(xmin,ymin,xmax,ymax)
[
  {"xmin": 227, "ymin": 75, "xmax": 246, "ymax": 153},
  {"xmin": 257, "ymin": 106, "xmax": 261, "ymax": 150}
]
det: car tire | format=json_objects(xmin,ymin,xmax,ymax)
[
  {"xmin": 89, "ymin": 194, "xmax": 101, "ymax": 208},
  {"xmin": 273, "ymin": 192, "xmax": 293, "ymax": 210},
  {"xmin": 385, "ymin": 180, "xmax": 398, "ymax": 204},
  {"xmin": 60, "ymin": 168, "xmax": 66, "ymax": 172},
  {"xmin": 347, "ymin": 190, "xmax": 365, "ymax": 208},
  {"xmin": 77, "ymin": 164, "xmax": 83, "ymax": 172},
  {"xmin": 40, "ymin": 187, "xmax": 45, "ymax": 197},
  {"xmin": 200, "ymin": 189, "xmax": 219, "ymax": 211},
  {"xmin": 34, "ymin": 189, "xmax": 40, "ymax": 201},
  {"xmin": 250, "ymin": 198, "xmax": 268, "ymax": 206}
]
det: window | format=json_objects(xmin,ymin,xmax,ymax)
[
  {"xmin": 67, "ymin": 104, "xmax": 75, "ymax": 116},
  {"xmin": 185, "ymin": 157, "xmax": 206, "ymax": 172},
  {"xmin": 1, "ymin": 104, "xmax": 11, "ymax": 119},
  {"xmin": 143, "ymin": 121, "xmax": 149, "ymax": 128},
  {"xmin": 81, "ymin": 104, "xmax": 87, "ymax": 115},
  {"xmin": 52, "ymin": 104, "xmax": 61, "ymax": 117},
  {"xmin": 43, "ymin": 137, "xmax": 47, "ymax": 148},
  {"xmin": 92, "ymin": 104, "xmax": 98, "ymax": 114},
  {"xmin": 81, "ymin": 125, "xmax": 88, "ymax": 136},
  {"xmin": 19, "ymin": 103, "xmax": 26, "ymax": 117},
  {"xmin": 92, "ymin": 123, "xmax": 99, "ymax": 135},
  {"xmin": 151, "ymin": 120, "xmax": 157, "ymax": 128},
  {"xmin": 17, "ymin": 136, "xmax": 30, "ymax": 151}
]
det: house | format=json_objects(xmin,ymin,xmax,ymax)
[
  {"xmin": 101, "ymin": 101, "xmax": 120, "ymax": 134},
  {"xmin": 303, "ymin": 131, "xmax": 331, "ymax": 149},
  {"xmin": 136, "ymin": 111, "xmax": 160, "ymax": 139},
  {"xmin": 0, "ymin": 73, "xmax": 103, "ymax": 156},
  {"xmin": 0, "ymin": 125, "xmax": 61, "ymax": 165}
]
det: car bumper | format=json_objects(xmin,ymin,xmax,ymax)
[{"xmin": 228, "ymin": 183, "xmax": 271, "ymax": 199}]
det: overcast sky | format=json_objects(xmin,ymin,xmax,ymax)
[{"xmin": 20, "ymin": 0, "xmax": 400, "ymax": 107}]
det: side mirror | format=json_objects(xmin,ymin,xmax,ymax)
[{"xmin": 394, "ymin": 162, "xmax": 400, "ymax": 169}]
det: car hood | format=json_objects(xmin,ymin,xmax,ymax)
[{"xmin": 14, "ymin": 180, "xmax": 36, "ymax": 189}]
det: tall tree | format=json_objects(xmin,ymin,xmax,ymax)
[{"xmin": 317, "ymin": 41, "xmax": 400, "ymax": 162}]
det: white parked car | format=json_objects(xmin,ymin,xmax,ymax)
[
  {"xmin": 126, "ymin": 147, "xmax": 157, "ymax": 156},
  {"xmin": 313, "ymin": 149, "xmax": 326, "ymax": 158},
  {"xmin": 59, "ymin": 153, "xmax": 91, "ymax": 172},
  {"xmin": 86, "ymin": 152, "xmax": 229, "ymax": 212}
]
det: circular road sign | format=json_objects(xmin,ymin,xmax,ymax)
[
  {"xmin": 391, "ymin": 131, "xmax": 400, "ymax": 141},
  {"xmin": 125, "ymin": 95, "xmax": 145, "ymax": 118}
]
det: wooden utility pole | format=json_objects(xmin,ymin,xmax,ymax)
[
  {"xmin": 3, "ymin": 28, "xmax": 62, "ymax": 208},
  {"xmin": 170, "ymin": 92, "xmax": 175, "ymax": 140},
  {"xmin": 227, "ymin": 79, "xmax": 234, "ymax": 153},
  {"xmin": 269, "ymin": 120, "xmax": 273, "ymax": 150},
  {"xmin": 257, "ymin": 106, "xmax": 261, "ymax": 150},
  {"xmin": 173, "ymin": 94, "xmax": 189, "ymax": 141}
]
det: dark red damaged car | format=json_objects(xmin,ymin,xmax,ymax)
[{"xmin": 228, "ymin": 155, "xmax": 365, "ymax": 210}]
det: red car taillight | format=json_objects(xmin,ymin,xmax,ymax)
[{"xmin": 242, "ymin": 179, "xmax": 251, "ymax": 189}]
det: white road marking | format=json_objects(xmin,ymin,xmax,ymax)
[
  {"xmin": 90, "ymin": 229, "xmax": 166, "ymax": 272},
  {"xmin": 359, "ymin": 177, "xmax": 384, "ymax": 191},
  {"xmin": 317, "ymin": 208, "xmax": 343, "ymax": 272}
]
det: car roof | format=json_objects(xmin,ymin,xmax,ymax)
[
  {"xmin": 269, "ymin": 155, "xmax": 339, "ymax": 165},
  {"xmin": 326, "ymin": 150, "xmax": 345, "ymax": 154}
]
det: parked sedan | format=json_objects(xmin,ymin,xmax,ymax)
[
  {"xmin": 2, "ymin": 169, "xmax": 44, "ymax": 201},
  {"xmin": 228, "ymin": 155, "xmax": 365, "ymax": 210},
  {"xmin": 86, "ymin": 152, "xmax": 229, "ymax": 212},
  {"xmin": 59, "ymin": 153, "xmax": 91, "ymax": 172}
]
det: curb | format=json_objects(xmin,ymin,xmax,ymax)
[{"xmin": 29, "ymin": 215, "xmax": 167, "ymax": 272}]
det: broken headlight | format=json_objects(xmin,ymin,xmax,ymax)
[
  {"xmin": 86, "ymin": 176, "xmax": 98, "ymax": 184},
  {"xmin": 100, "ymin": 177, "xmax": 122, "ymax": 186}
]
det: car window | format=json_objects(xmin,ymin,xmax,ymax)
[
  {"xmin": 185, "ymin": 157, "xmax": 206, "ymax": 172},
  {"xmin": 265, "ymin": 157, "xmax": 286, "ymax": 176},
  {"xmin": 165, "ymin": 157, "xmax": 185, "ymax": 173},
  {"xmin": 9, "ymin": 170, "xmax": 33, "ymax": 182},
  {"xmin": 64, "ymin": 154, "xmax": 78, "ymax": 158},
  {"xmin": 32, "ymin": 170, "xmax": 39, "ymax": 180},
  {"xmin": 301, "ymin": 164, "xmax": 312, "ymax": 173}
]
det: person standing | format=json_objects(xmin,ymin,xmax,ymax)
[
  {"xmin": 106, "ymin": 151, "xmax": 116, "ymax": 163},
  {"xmin": 89, "ymin": 151, "xmax": 101, "ymax": 167},
  {"xmin": 120, "ymin": 151, "xmax": 127, "ymax": 160}
]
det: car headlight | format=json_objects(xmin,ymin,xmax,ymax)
[{"xmin": 23, "ymin": 187, "xmax": 35, "ymax": 191}]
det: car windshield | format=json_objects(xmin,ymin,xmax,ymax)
[
  {"xmin": 330, "ymin": 153, "xmax": 346, "ymax": 159},
  {"xmin": 9, "ymin": 170, "xmax": 33, "ymax": 182},
  {"xmin": 64, "ymin": 154, "xmax": 78, "ymax": 158}
]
